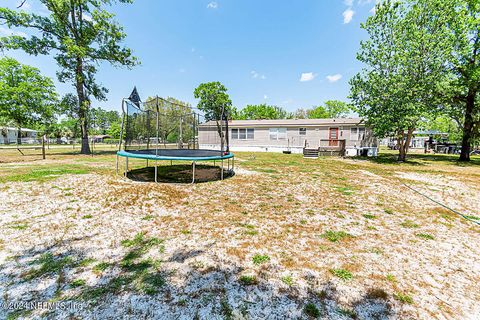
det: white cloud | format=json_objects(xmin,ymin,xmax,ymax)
[
  {"xmin": 369, "ymin": 6, "xmax": 376, "ymax": 14},
  {"xmin": 179, "ymin": 68, "xmax": 186, "ymax": 73},
  {"xmin": 83, "ymin": 14, "xmax": 92, "ymax": 22},
  {"xmin": 344, "ymin": 0, "xmax": 354, "ymax": 6},
  {"xmin": 343, "ymin": 8, "xmax": 355, "ymax": 24},
  {"xmin": 326, "ymin": 74, "xmax": 343, "ymax": 83},
  {"xmin": 263, "ymin": 95, "xmax": 268, "ymax": 100},
  {"xmin": 191, "ymin": 47, "xmax": 196, "ymax": 52},
  {"xmin": 300, "ymin": 72, "xmax": 317, "ymax": 82},
  {"xmin": 0, "ymin": 26, "xmax": 27, "ymax": 37},
  {"xmin": 207, "ymin": 2, "xmax": 218, "ymax": 9},
  {"xmin": 251, "ymin": 70, "xmax": 266, "ymax": 80}
]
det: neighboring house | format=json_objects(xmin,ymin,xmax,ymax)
[
  {"xmin": 380, "ymin": 130, "xmax": 450, "ymax": 150},
  {"xmin": 0, "ymin": 127, "xmax": 38, "ymax": 144},
  {"xmin": 198, "ymin": 118, "xmax": 377, "ymax": 156},
  {"xmin": 91, "ymin": 135, "xmax": 112, "ymax": 143}
]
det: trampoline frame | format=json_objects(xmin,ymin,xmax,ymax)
[{"xmin": 116, "ymin": 149, "xmax": 234, "ymax": 183}]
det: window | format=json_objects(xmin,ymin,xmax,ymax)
[
  {"xmin": 232, "ymin": 128, "xmax": 239, "ymax": 140},
  {"xmin": 350, "ymin": 128, "xmax": 358, "ymax": 140},
  {"xmin": 358, "ymin": 127, "xmax": 365, "ymax": 140},
  {"xmin": 269, "ymin": 128, "xmax": 287, "ymax": 140},
  {"xmin": 350, "ymin": 127, "xmax": 366, "ymax": 140},
  {"xmin": 232, "ymin": 128, "xmax": 254, "ymax": 140},
  {"xmin": 299, "ymin": 128, "xmax": 307, "ymax": 136},
  {"xmin": 247, "ymin": 128, "xmax": 254, "ymax": 139}
]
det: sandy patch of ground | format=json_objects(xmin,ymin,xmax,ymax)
[{"xmin": 0, "ymin": 153, "xmax": 479, "ymax": 319}]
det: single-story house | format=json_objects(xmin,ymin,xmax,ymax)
[
  {"xmin": 198, "ymin": 118, "xmax": 377, "ymax": 156},
  {"xmin": 91, "ymin": 135, "xmax": 112, "ymax": 143},
  {"xmin": 0, "ymin": 127, "xmax": 38, "ymax": 144}
]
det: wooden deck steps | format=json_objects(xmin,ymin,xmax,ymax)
[{"xmin": 303, "ymin": 148, "xmax": 319, "ymax": 159}]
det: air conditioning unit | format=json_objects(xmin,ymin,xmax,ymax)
[{"xmin": 345, "ymin": 148, "xmax": 358, "ymax": 157}]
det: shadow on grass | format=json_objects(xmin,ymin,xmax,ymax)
[
  {"xmin": 353, "ymin": 153, "xmax": 480, "ymax": 167},
  {"xmin": 0, "ymin": 232, "xmax": 399, "ymax": 319},
  {"xmin": 126, "ymin": 164, "xmax": 235, "ymax": 184}
]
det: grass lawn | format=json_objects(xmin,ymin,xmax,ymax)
[{"xmin": 0, "ymin": 146, "xmax": 479, "ymax": 319}]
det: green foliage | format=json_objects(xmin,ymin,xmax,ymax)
[
  {"xmin": 25, "ymin": 253, "xmax": 74, "ymax": 280},
  {"xmin": 194, "ymin": 82, "xmax": 232, "ymax": 148},
  {"xmin": 194, "ymin": 82, "xmax": 232, "ymax": 122},
  {"xmin": 93, "ymin": 262, "xmax": 111, "ymax": 273},
  {"xmin": 0, "ymin": 57, "xmax": 58, "ymax": 132},
  {"xmin": 400, "ymin": 220, "xmax": 419, "ymax": 228},
  {"xmin": 0, "ymin": 0, "xmax": 138, "ymax": 154},
  {"xmin": 281, "ymin": 275, "xmax": 294, "ymax": 286},
  {"xmin": 252, "ymin": 254, "xmax": 270, "ymax": 265},
  {"xmin": 330, "ymin": 268, "xmax": 353, "ymax": 281},
  {"xmin": 349, "ymin": 0, "xmax": 452, "ymax": 161},
  {"xmin": 307, "ymin": 100, "xmax": 351, "ymax": 119},
  {"xmin": 233, "ymin": 104, "xmax": 291, "ymax": 120},
  {"xmin": 0, "ymin": 166, "xmax": 89, "ymax": 183},
  {"xmin": 70, "ymin": 279, "xmax": 86, "ymax": 288},
  {"xmin": 304, "ymin": 303, "xmax": 321, "ymax": 318},
  {"xmin": 321, "ymin": 230, "xmax": 352, "ymax": 242},
  {"xmin": 416, "ymin": 233, "xmax": 434, "ymax": 240},
  {"xmin": 239, "ymin": 275, "xmax": 257, "ymax": 285},
  {"xmin": 394, "ymin": 292, "xmax": 414, "ymax": 304}
]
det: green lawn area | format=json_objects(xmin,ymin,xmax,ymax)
[{"xmin": 0, "ymin": 147, "xmax": 479, "ymax": 319}]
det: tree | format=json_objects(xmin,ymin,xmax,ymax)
[
  {"xmin": 234, "ymin": 104, "xmax": 290, "ymax": 120},
  {"xmin": 194, "ymin": 82, "xmax": 232, "ymax": 151},
  {"xmin": 323, "ymin": 100, "xmax": 351, "ymax": 118},
  {"xmin": 0, "ymin": 0, "xmax": 138, "ymax": 154},
  {"xmin": 305, "ymin": 100, "xmax": 351, "ymax": 119},
  {"xmin": 144, "ymin": 96, "xmax": 193, "ymax": 146},
  {"xmin": 349, "ymin": 0, "xmax": 451, "ymax": 161},
  {"xmin": 0, "ymin": 57, "xmax": 57, "ymax": 144},
  {"xmin": 307, "ymin": 106, "xmax": 329, "ymax": 119},
  {"xmin": 441, "ymin": 0, "xmax": 480, "ymax": 161},
  {"xmin": 89, "ymin": 107, "xmax": 120, "ymax": 135}
]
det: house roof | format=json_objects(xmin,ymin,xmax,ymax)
[
  {"xmin": 2, "ymin": 127, "xmax": 38, "ymax": 132},
  {"xmin": 199, "ymin": 118, "xmax": 365, "ymax": 128}
]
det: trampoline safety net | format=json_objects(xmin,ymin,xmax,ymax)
[{"xmin": 122, "ymin": 96, "xmax": 229, "ymax": 153}]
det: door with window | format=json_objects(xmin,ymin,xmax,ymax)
[{"xmin": 329, "ymin": 128, "xmax": 339, "ymax": 146}]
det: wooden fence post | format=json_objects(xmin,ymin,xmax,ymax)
[{"xmin": 42, "ymin": 135, "xmax": 46, "ymax": 160}]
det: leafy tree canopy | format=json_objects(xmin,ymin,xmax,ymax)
[
  {"xmin": 233, "ymin": 104, "xmax": 290, "ymax": 120},
  {"xmin": 0, "ymin": 0, "xmax": 138, "ymax": 153},
  {"xmin": 0, "ymin": 56, "xmax": 58, "ymax": 133},
  {"xmin": 349, "ymin": 0, "xmax": 451, "ymax": 161}
]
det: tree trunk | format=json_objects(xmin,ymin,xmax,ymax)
[
  {"xmin": 397, "ymin": 128, "xmax": 414, "ymax": 162},
  {"xmin": 459, "ymin": 90, "xmax": 475, "ymax": 162},
  {"xmin": 75, "ymin": 58, "xmax": 91, "ymax": 155}
]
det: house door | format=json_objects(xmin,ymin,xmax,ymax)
[{"xmin": 329, "ymin": 128, "xmax": 339, "ymax": 146}]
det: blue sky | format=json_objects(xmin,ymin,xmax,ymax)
[{"xmin": 1, "ymin": 0, "xmax": 378, "ymax": 112}]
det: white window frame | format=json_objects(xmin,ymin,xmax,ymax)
[
  {"xmin": 232, "ymin": 128, "xmax": 254, "ymax": 140},
  {"xmin": 269, "ymin": 128, "xmax": 287, "ymax": 141},
  {"xmin": 350, "ymin": 127, "xmax": 365, "ymax": 141}
]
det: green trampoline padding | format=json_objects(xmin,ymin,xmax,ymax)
[{"xmin": 117, "ymin": 149, "xmax": 234, "ymax": 161}]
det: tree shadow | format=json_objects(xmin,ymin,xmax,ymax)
[
  {"xmin": 126, "ymin": 165, "xmax": 235, "ymax": 184},
  {"xmin": 352, "ymin": 153, "xmax": 480, "ymax": 166},
  {"xmin": 0, "ymin": 232, "xmax": 404, "ymax": 319}
]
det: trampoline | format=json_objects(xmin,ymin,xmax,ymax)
[{"xmin": 116, "ymin": 88, "xmax": 234, "ymax": 183}]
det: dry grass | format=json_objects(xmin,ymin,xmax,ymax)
[{"xmin": 0, "ymin": 148, "xmax": 479, "ymax": 319}]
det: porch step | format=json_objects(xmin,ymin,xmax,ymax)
[{"xmin": 303, "ymin": 148, "xmax": 319, "ymax": 159}]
